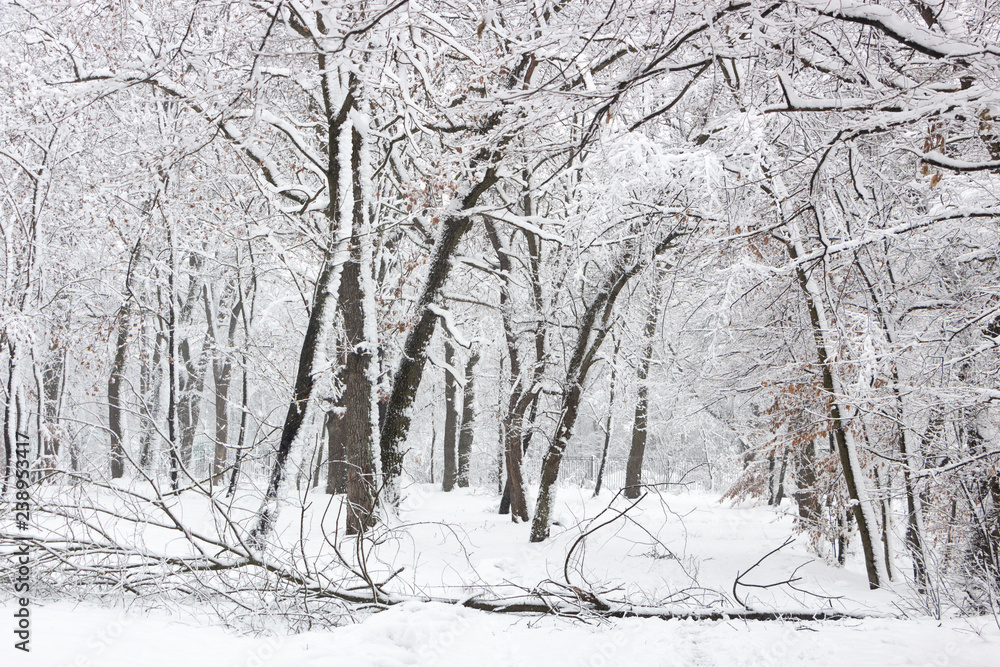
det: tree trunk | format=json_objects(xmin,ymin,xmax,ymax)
[
  {"xmin": 624, "ymin": 268, "xmax": 666, "ymax": 499},
  {"xmin": 39, "ymin": 342, "xmax": 64, "ymax": 472},
  {"xmin": 166, "ymin": 241, "xmax": 180, "ymax": 491},
  {"xmin": 785, "ymin": 220, "xmax": 887, "ymax": 589},
  {"xmin": 530, "ymin": 232, "xmax": 682, "ymax": 542},
  {"xmin": 771, "ymin": 449, "xmax": 788, "ymax": 506},
  {"xmin": 251, "ymin": 236, "xmax": 345, "ymax": 543},
  {"xmin": 338, "ymin": 178, "xmax": 377, "ymax": 534},
  {"xmin": 138, "ymin": 323, "xmax": 162, "ymax": 470},
  {"xmin": 593, "ymin": 337, "xmax": 619, "ymax": 497},
  {"xmin": 211, "ymin": 357, "xmax": 231, "ymax": 485},
  {"xmin": 324, "ymin": 409, "xmax": 348, "ymax": 494},
  {"xmin": 853, "ymin": 251, "xmax": 929, "ymax": 592},
  {"xmin": 484, "ymin": 219, "xmax": 542, "ymax": 520},
  {"xmin": 457, "ymin": 350, "xmax": 478, "ymax": 488},
  {"xmin": 226, "ymin": 351, "xmax": 250, "ymax": 498},
  {"xmin": 378, "ymin": 170, "xmax": 498, "ymax": 505},
  {"xmin": 442, "ymin": 340, "xmax": 459, "ymax": 492},
  {"xmin": 108, "ymin": 301, "xmax": 131, "ymax": 479},
  {"xmin": 249, "ymin": 58, "xmax": 361, "ymax": 543},
  {"xmin": 177, "ymin": 335, "xmax": 206, "ymax": 471},
  {"xmin": 2, "ymin": 345, "xmax": 20, "ymax": 497},
  {"xmin": 502, "ymin": 396, "xmax": 532, "ymax": 521},
  {"xmin": 175, "ymin": 253, "xmax": 205, "ymax": 471},
  {"xmin": 338, "ymin": 115, "xmax": 379, "ymax": 535},
  {"xmin": 204, "ymin": 286, "xmax": 241, "ymax": 487},
  {"xmin": 793, "ymin": 438, "xmax": 821, "ymax": 525}
]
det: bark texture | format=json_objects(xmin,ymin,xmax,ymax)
[
  {"xmin": 442, "ymin": 340, "xmax": 459, "ymax": 492},
  {"xmin": 108, "ymin": 302, "xmax": 131, "ymax": 479},
  {"xmin": 624, "ymin": 266, "xmax": 666, "ymax": 499},
  {"xmin": 457, "ymin": 350, "xmax": 478, "ymax": 488}
]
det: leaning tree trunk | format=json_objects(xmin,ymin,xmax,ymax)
[
  {"xmin": 624, "ymin": 265, "xmax": 666, "ymax": 499},
  {"xmin": 442, "ymin": 340, "xmax": 459, "ymax": 492},
  {"xmin": 379, "ymin": 170, "xmax": 498, "ymax": 506},
  {"xmin": 533, "ymin": 270, "xmax": 634, "ymax": 538},
  {"xmin": 457, "ymin": 350, "xmax": 478, "ymax": 488},
  {"xmin": 530, "ymin": 232, "xmax": 683, "ymax": 542},
  {"xmin": 250, "ymin": 236, "xmax": 346, "ymax": 543},
  {"xmin": 249, "ymin": 76, "xmax": 358, "ymax": 543},
  {"xmin": 786, "ymin": 220, "xmax": 887, "ymax": 590}
]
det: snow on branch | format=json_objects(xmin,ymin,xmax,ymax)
[
  {"xmin": 786, "ymin": 208, "xmax": 1000, "ymax": 267},
  {"xmin": 428, "ymin": 303, "xmax": 471, "ymax": 349},
  {"xmin": 797, "ymin": 0, "xmax": 994, "ymax": 58},
  {"xmin": 910, "ymin": 150, "xmax": 1000, "ymax": 173},
  {"xmin": 772, "ymin": 71, "xmax": 879, "ymax": 112},
  {"xmin": 475, "ymin": 208, "xmax": 565, "ymax": 243}
]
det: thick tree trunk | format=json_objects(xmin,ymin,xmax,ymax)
[
  {"xmin": 339, "ymin": 117, "xmax": 379, "ymax": 535},
  {"xmin": 338, "ymin": 239, "xmax": 376, "ymax": 533},
  {"xmin": 442, "ymin": 340, "xmax": 459, "ymax": 492},
  {"xmin": 503, "ymin": 399, "xmax": 531, "ymax": 521},
  {"xmin": 108, "ymin": 302, "xmax": 131, "ymax": 479},
  {"xmin": 793, "ymin": 438, "xmax": 821, "ymax": 524},
  {"xmin": 457, "ymin": 351, "xmax": 478, "ymax": 488},
  {"xmin": 324, "ymin": 409, "xmax": 348, "ymax": 494}
]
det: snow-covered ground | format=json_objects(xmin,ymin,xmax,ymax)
[
  {"xmin": 3, "ymin": 486, "xmax": 999, "ymax": 666},
  {"xmin": 3, "ymin": 599, "xmax": 998, "ymax": 667}
]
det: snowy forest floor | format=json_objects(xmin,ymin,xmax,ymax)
[{"xmin": 3, "ymin": 485, "xmax": 999, "ymax": 666}]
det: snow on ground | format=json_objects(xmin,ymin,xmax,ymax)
[
  {"xmin": 2, "ymin": 597, "xmax": 997, "ymax": 667},
  {"xmin": 3, "ymin": 486, "xmax": 999, "ymax": 666}
]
